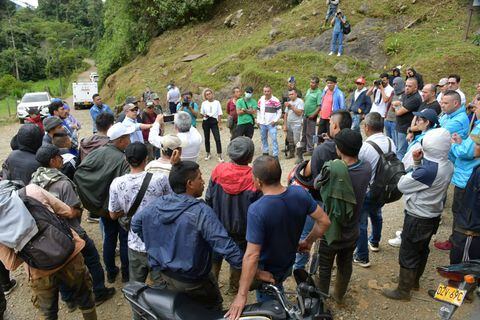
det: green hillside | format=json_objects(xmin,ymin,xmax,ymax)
[{"xmin": 100, "ymin": 0, "xmax": 480, "ymax": 105}]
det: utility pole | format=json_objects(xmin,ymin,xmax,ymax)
[
  {"xmin": 56, "ymin": 46, "xmax": 63, "ymax": 96},
  {"xmin": 7, "ymin": 15, "xmax": 20, "ymax": 80}
]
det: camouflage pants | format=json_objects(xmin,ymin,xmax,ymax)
[{"xmin": 30, "ymin": 254, "xmax": 96, "ymax": 320}]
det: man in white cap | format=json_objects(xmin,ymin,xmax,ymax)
[
  {"xmin": 436, "ymin": 78, "xmax": 449, "ymax": 104},
  {"xmin": 146, "ymin": 134, "xmax": 185, "ymax": 176},
  {"xmin": 74, "ymin": 122, "xmax": 134, "ymax": 283},
  {"xmin": 122, "ymin": 103, "xmax": 153, "ymax": 144}
]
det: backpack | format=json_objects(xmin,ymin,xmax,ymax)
[
  {"xmin": 366, "ymin": 140, "xmax": 405, "ymax": 206},
  {"xmin": 342, "ymin": 21, "xmax": 351, "ymax": 35},
  {"xmin": 17, "ymin": 189, "xmax": 75, "ymax": 270}
]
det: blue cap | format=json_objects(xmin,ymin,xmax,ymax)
[
  {"xmin": 413, "ymin": 108, "xmax": 439, "ymax": 127},
  {"xmin": 288, "ymin": 76, "xmax": 296, "ymax": 83}
]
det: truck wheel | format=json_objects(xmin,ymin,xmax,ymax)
[{"xmin": 74, "ymin": 104, "xmax": 80, "ymax": 110}]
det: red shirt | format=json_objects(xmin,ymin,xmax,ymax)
[
  {"xmin": 320, "ymin": 90, "xmax": 334, "ymax": 120},
  {"xmin": 141, "ymin": 112, "xmax": 157, "ymax": 141},
  {"xmin": 227, "ymin": 99, "xmax": 238, "ymax": 122}
]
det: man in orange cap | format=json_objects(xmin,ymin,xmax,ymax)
[{"xmin": 348, "ymin": 77, "xmax": 372, "ymax": 131}]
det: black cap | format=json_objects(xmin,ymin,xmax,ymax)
[
  {"xmin": 413, "ymin": 108, "xmax": 439, "ymax": 127},
  {"xmin": 36, "ymin": 144, "xmax": 60, "ymax": 167},
  {"xmin": 124, "ymin": 142, "xmax": 148, "ymax": 166},
  {"xmin": 334, "ymin": 129, "xmax": 362, "ymax": 157},
  {"xmin": 245, "ymin": 86, "xmax": 254, "ymax": 93}
]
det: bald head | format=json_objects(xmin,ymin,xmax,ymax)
[
  {"xmin": 252, "ymin": 155, "xmax": 282, "ymax": 186},
  {"xmin": 405, "ymin": 78, "xmax": 418, "ymax": 95},
  {"xmin": 421, "ymin": 83, "xmax": 437, "ymax": 102}
]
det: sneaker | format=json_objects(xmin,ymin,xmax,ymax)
[
  {"xmin": 395, "ymin": 230, "xmax": 402, "ymax": 237},
  {"xmin": 328, "ymin": 51, "xmax": 334, "ymax": 56},
  {"xmin": 204, "ymin": 153, "xmax": 211, "ymax": 161},
  {"xmin": 218, "ymin": 155, "xmax": 224, "ymax": 162},
  {"xmin": 2, "ymin": 279, "xmax": 17, "ymax": 295},
  {"xmin": 388, "ymin": 235, "xmax": 402, "ymax": 248},
  {"xmin": 337, "ymin": 52, "xmax": 342, "ymax": 56},
  {"xmin": 434, "ymin": 240, "xmax": 453, "ymax": 251},
  {"xmin": 353, "ymin": 256, "xmax": 371, "ymax": 268},
  {"xmin": 95, "ymin": 287, "xmax": 116, "ymax": 306},
  {"xmin": 368, "ymin": 242, "xmax": 379, "ymax": 252},
  {"xmin": 107, "ymin": 267, "xmax": 119, "ymax": 284}
]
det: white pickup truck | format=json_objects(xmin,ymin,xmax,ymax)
[
  {"xmin": 72, "ymin": 81, "xmax": 98, "ymax": 110},
  {"xmin": 16, "ymin": 92, "xmax": 51, "ymax": 123}
]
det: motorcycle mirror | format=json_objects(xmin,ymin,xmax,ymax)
[{"xmin": 293, "ymin": 269, "xmax": 309, "ymax": 285}]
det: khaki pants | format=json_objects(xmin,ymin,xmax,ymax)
[{"xmin": 30, "ymin": 254, "xmax": 96, "ymax": 320}]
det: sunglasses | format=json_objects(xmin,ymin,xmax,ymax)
[{"xmin": 129, "ymin": 107, "xmax": 139, "ymax": 112}]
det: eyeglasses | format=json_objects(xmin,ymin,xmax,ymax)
[{"xmin": 128, "ymin": 107, "xmax": 139, "ymax": 112}]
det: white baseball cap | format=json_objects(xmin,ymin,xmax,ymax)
[{"xmin": 107, "ymin": 123, "xmax": 136, "ymax": 140}]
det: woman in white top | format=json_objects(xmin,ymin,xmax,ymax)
[{"xmin": 200, "ymin": 88, "xmax": 223, "ymax": 162}]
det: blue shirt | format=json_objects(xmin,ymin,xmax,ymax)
[
  {"xmin": 246, "ymin": 186, "xmax": 318, "ymax": 279},
  {"xmin": 176, "ymin": 102, "xmax": 199, "ymax": 127},
  {"xmin": 333, "ymin": 15, "xmax": 345, "ymax": 33},
  {"xmin": 450, "ymin": 120, "xmax": 480, "ymax": 189},
  {"xmin": 439, "ymin": 106, "xmax": 470, "ymax": 139},
  {"xmin": 89, "ymin": 104, "xmax": 113, "ymax": 133},
  {"xmin": 122, "ymin": 117, "xmax": 144, "ymax": 143}
]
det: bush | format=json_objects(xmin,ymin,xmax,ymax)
[
  {"xmin": 96, "ymin": 0, "xmax": 217, "ymax": 81},
  {"xmin": 0, "ymin": 74, "xmax": 28, "ymax": 98}
]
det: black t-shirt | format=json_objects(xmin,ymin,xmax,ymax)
[
  {"xmin": 418, "ymin": 100, "xmax": 441, "ymax": 115},
  {"xmin": 396, "ymin": 92, "xmax": 422, "ymax": 133}
]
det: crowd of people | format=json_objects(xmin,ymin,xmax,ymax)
[{"xmin": 0, "ymin": 66, "xmax": 479, "ymax": 320}]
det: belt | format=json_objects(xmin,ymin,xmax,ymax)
[{"xmin": 454, "ymin": 227, "xmax": 480, "ymax": 237}]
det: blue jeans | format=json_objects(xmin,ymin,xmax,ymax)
[
  {"xmin": 60, "ymin": 234, "xmax": 107, "ymax": 301},
  {"xmin": 293, "ymin": 216, "xmax": 314, "ymax": 270},
  {"xmin": 330, "ymin": 31, "xmax": 344, "ymax": 54},
  {"xmin": 396, "ymin": 130, "xmax": 408, "ymax": 161},
  {"xmin": 101, "ymin": 217, "xmax": 129, "ymax": 276},
  {"xmin": 355, "ymin": 196, "xmax": 383, "ymax": 261},
  {"xmin": 260, "ymin": 124, "xmax": 279, "ymax": 157},
  {"xmin": 351, "ymin": 114, "xmax": 362, "ymax": 132},
  {"xmin": 384, "ymin": 120, "xmax": 397, "ymax": 146}
]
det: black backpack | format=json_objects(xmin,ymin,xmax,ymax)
[
  {"xmin": 17, "ymin": 189, "xmax": 75, "ymax": 270},
  {"xmin": 342, "ymin": 21, "xmax": 351, "ymax": 35},
  {"xmin": 366, "ymin": 140, "xmax": 405, "ymax": 206}
]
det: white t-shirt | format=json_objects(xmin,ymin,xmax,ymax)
[
  {"xmin": 456, "ymin": 89, "xmax": 467, "ymax": 105},
  {"xmin": 200, "ymin": 100, "xmax": 223, "ymax": 120},
  {"xmin": 177, "ymin": 127, "xmax": 202, "ymax": 162},
  {"xmin": 108, "ymin": 171, "xmax": 172, "ymax": 252},
  {"xmin": 370, "ymin": 85, "xmax": 394, "ymax": 117},
  {"xmin": 285, "ymin": 98, "xmax": 304, "ymax": 123},
  {"xmin": 167, "ymin": 87, "xmax": 180, "ymax": 103}
]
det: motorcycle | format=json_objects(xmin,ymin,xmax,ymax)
[
  {"xmin": 123, "ymin": 252, "xmax": 332, "ymax": 320},
  {"xmin": 432, "ymin": 259, "xmax": 480, "ymax": 320}
]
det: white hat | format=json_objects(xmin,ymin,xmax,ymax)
[
  {"xmin": 161, "ymin": 134, "xmax": 187, "ymax": 151},
  {"xmin": 107, "ymin": 123, "xmax": 136, "ymax": 140}
]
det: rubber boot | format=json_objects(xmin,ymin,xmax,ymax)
[
  {"xmin": 382, "ymin": 267, "xmax": 416, "ymax": 301},
  {"xmin": 82, "ymin": 308, "xmax": 98, "ymax": 320},
  {"xmin": 228, "ymin": 267, "xmax": 241, "ymax": 294},
  {"xmin": 211, "ymin": 261, "xmax": 222, "ymax": 283},
  {"xmin": 295, "ymin": 147, "xmax": 304, "ymax": 165},
  {"xmin": 332, "ymin": 269, "xmax": 350, "ymax": 305},
  {"xmin": 413, "ymin": 259, "xmax": 427, "ymax": 291},
  {"xmin": 286, "ymin": 145, "xmax": 295, "ymax": 159}
]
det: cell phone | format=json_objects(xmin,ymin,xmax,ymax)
[
  {"xmin": 164, "ymin": 115, "xmax": 174, "ymax": 123},
  {"xmin": 182, "ymin": 101, "xmax": 189, "ymax": 107}
]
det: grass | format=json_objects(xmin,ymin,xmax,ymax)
[{"xmin": 99, "ymin": 0, "xmax": 480, "ymax": 104}]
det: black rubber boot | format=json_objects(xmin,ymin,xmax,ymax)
[
  {"xmin": 286, "ymin": 145, "xmax": 295, "ymax": 159},
  {"xmin": 413, "ymin": 259, "xmax": 427, "ymax": 291},
  {"xmin": 382, "ymin": 267, "xmax": 416, "ymax": 301},
  {"xmin": 295, "ymin": 147, "xmax": 304, "ymax": 164},
  {"xmin": 211, "ymin": 261, "xmax": 222, "ymax": 283}
]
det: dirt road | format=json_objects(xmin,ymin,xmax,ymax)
[{"xmin": 2, "ymin": 64, "xmax": 478, "ymax": 319}]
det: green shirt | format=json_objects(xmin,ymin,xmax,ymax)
[
  {"xmin": 304, "ymin": 88, "xmax": 322, "ymax": 116},
  {"xmin": 236, "ymin": 98, "xmax": 258, "ymax": 125}
]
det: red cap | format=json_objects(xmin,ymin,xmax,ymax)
[{"xmin": 354, "ymin": 77, "xmax": 366, "ymax": 85}]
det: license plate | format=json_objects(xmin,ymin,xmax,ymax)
[{"xmin": 434, "ymin": 284, "xmax": 466, "ymax": 306}]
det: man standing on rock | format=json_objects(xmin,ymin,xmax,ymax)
[{"xmin": 324, "ymin": 0, "xmax": 340, "ymax": 27}]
